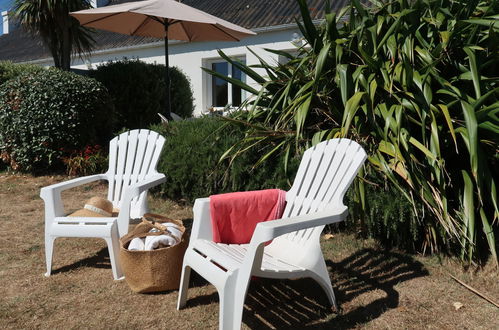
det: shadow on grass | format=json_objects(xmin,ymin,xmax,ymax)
[
  {"xmin": 51, "ymin": 247, "xmax": 113, "ymax": 275},
  {"xmin": 238, "ymin": 248, "xmax": 429, "ymax": 329},
  {"xmin": 50, "ymin": 217, "xmax": 195, "ymax": 277}
]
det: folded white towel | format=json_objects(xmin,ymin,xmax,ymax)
[
  {"xmin": 150, "ymin": 223, "xmax": 183, "ymax": 240},
  {"xmin": 163, "ymin": 223, "xmax": 183, "ymax": 241},
  {"xmin": 128, "ymin": 237, "xmax": 145, "ymax": 251},
  {"xmin": 144, "ymin": 234, "xmax": 177, "ymax": 250}
]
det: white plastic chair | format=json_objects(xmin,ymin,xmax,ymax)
[
  {"xmin": 40, "ymin": 129, "xmax": 166, "ymax": 280},
  {"xmin": 177, "ymin": 138, "xmax": 367, "ymax": 329}
]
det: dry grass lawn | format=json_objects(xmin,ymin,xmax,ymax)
[{"xmin": 0, "ymin": 174, "xmax": 498, "ymax": 329}]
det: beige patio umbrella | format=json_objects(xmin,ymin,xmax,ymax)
[{"xmin": 70, "ymin": 0, "xmax": 255, "ymax": 119}]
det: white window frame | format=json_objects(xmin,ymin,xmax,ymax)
[
  {"xmin": 1, "ymin": 11, "xmax": 9, "ymax": 35},
  {"xmin": 205, "ymin": 56, "xmax": 246, "ymax": 111}
]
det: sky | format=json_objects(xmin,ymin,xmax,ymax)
[{"xmin": 0, "ymin": 0, "xmax": 13, "ymax": 12}]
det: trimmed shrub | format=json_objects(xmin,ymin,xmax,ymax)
[
  {"xmin": 151, "ymin": 117, "xmax": 299, "ymax": 203},
  {"xmin": 90, "ymin": 59, "xmax": 194, "ymax": 130},
  {"xmin": 0, "ymin": 69, "xmax": 114, "ymax": 173},
  {"xmin": 0, "ymin": 61, "xmax": 44, "ymax": 86}
]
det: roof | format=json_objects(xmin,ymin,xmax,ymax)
[{"xmin": 0, "ymin": 0, "xmax": 348, "ymax": 63}]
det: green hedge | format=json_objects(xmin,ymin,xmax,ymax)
[
  {"xmin": 0, "ymin": 61, "xmax": 44, "ymax": 86},
  {"xmin": 151, "ymin": 117, "xmax": 299, "ymax": 203},
  {"xmin": 0, "ymin": 69, "xmax": 114, "ymax": 173},
  {"xmin": 91, "ymin": 59, "xmax": 194, "ymax": 130}
]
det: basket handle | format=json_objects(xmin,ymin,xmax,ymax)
[
  {"xmin": 122, "ymin": 218, "xmax": 180, "ymax": 245},
  {"xmin": 142, "ymin": 217, "xmax": 170, "ymax": 232}
]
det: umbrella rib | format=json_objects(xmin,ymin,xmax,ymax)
[
  {"xmin": 148, "ymin": 15, "xmax": 165, "ymax": 25},
  {"xmin": 131, "ymin": 16, "xmax": 152, "ymax": 36},
  {"xmin": 211, "ymin": 24, "xmax": 242, "ymax": 42},
  {"xmin": 78, "ymin": 12, "xmax": 124, "ymax": 26},
  {"xmin": 147, "ymin": 16, "xmax": 181, "ymax": 27},
  {"xmin": 178, "ymin": 21, "xmax": 192, "ymax": 42}
]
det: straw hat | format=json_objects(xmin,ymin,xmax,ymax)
[{"xmin": 69, "ymin": 197, "xmax": 114, "ymax": 217}]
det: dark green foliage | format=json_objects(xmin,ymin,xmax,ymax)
[
  {"xmin": 90, "ymin": 59, "xmax": 194, "ymax": 130},
  {"xmin": 0, "ymin": 61, "xmax": 44, "ymax": 85},
  {"xmin": 151, "ymin": 117, "xmax": 299, "ymax": 203},
  {"xmin": 346, "ymin": 173, "xmax": 424, "ymax": 252},
  {"xmin": 210, "ymin": 0, "xmax": 499, "ymax": 264},
  {"xmin": 0, "ymin": 68, "xmax": 114, "ymax": 173}
]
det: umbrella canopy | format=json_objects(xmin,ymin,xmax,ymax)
[
  {"xmin": 70, "ymin": 0, "xmax": 255, "ymax": 119},
  {"xmin": 71, "ymin": 0, "xmax": 255, "ymax": 41}
]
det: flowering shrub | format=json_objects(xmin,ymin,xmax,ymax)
[
  {"xmin": 62, "ymin": 145, "xmax": 108, "ymax": 176},
  {"xmin": 0, "ymin": 68, "xmax": 114, "ymax": 173}
]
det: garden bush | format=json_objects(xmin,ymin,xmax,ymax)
[
  {"xmin": 210, "ymin": 0, "xmax": 499, "ymax": 264},
  {"xmin": 0, "ymin": 68, "xmax": 114, "ymax": 173},
  {"xmin": 0, "ymin": 61, "xmax": 44, "ymax": 85},
  {"xmin": 346, "ymin": 170, "xmax": 425, "ymax": 252},
  {"xmin": 151, "ymin": 116, "xmax": 299, "ymax": 203},
  {"xmin": 91, "ymin": 59, "xmax": 194, "ymax": 130}
]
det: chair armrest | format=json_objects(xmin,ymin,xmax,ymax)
[
  {"xmin": 40, "ymin": 174, "xmax": 108, "ymax": 199},
  {"xmin": 40, "ymin": 174, "xmax": 108, "ymax": 219},
  {"xmin": 189, "ymin": 198, "xmax": 213, "ymax": 241},
  {"xmin": 119, "ymin": 174, "xmax": 166, "ymax": 206},
  {"xmin": 250, "ymin": 206, "xmax": 348, "ymax": 246},
  {"xmin": 188, "ymin": 199, "xmax": 347, "ymax": 244},
  {"xmin": 116, "ymin": 174, "xmax": 166, "ymax": 236},
  {"xmin": 235, "ymin": 206, "xmax": 348, "ymax": 278}
]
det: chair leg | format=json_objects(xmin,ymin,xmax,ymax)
[
  {"xmin": 219, "ymin": 286, "xmax": 235, "ymax": 330},
  {"xmin": 44, "ymin": 235, "xmax": 56, "ymax": 277},
  {"xmin": 104, "ymin": 223, "xmax": 123, "ymax": 280},
  {"xmin": 224, "ymin": 293, "xmax": 245, "ymax": 330},
  {"xmin": 219, "ymin": 274, "xmax": 247, "ymax": 330},
  {"xmin": 310, "ymin": 259, "xmax": 337, "ymax": 310},
  {"xmin": 177, "ymin": 264, "xmax": 191, "ymax": 310}
]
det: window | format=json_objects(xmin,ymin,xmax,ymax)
[
  {"xmin": 1, "ymin": 11, "xmax": 8, "ymax": 36},
  {"xmin": 278, "ymin": 50, "xmax": 301, "ymax": 66},
  {"xmin": 209, "ymin": 58, "xmax": 246, "ymax": 108}
]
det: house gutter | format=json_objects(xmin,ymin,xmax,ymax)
[{"xmin": 24, "ymin": 19, "xmax": 325, "ymax": 65}]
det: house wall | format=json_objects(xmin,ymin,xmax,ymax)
[{"xmin": 34, "ymin": 27, "xmax": 301, "ymax": 116}]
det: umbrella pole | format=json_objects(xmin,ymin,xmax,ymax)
[{"xmin": 164, "ymin": 21, "xmax": 172, "ymax": 120}]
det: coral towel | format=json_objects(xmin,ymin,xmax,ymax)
[{"xmin": 210, "ymin": 189, "xmax": 286, "ymax": 244}]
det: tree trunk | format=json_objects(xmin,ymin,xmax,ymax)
[
  {"xmin": 60, "ymin": 21, "xmax": 72, "ymax": 71},
  {"xmin": 48, "ymin": 37, "xmax": 61, "ymax": 69}
]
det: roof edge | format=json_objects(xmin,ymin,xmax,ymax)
[{"xmin": 21, "ymin": 19, "xmax": 325, "ymax": 65}]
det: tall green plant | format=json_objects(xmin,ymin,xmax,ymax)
[
  {"xmin": 12, "ymin": 0, "xmax": 94, "ymax": 71},
  {"xmin": 208, "ymin": 0, "xmax": 499, "ymax": 265}
]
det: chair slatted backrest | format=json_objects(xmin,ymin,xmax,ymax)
[
  {"xmin": 281, "ymin": 139, "xmax": 366, "ymax": 245},
  {"xmin": 106, "ymin": 129, "xmax": 165, "ymax": 211}
]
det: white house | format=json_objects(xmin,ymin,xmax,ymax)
[{"xmin": 0, "ymin": 0, "xmax": 345, "ymax": 116}]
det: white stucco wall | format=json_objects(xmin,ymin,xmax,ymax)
[{"xmin": 35, "ymin": 26, "xmax": 302, "ymax": 116}]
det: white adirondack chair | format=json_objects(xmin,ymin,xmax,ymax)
[
  {"xmin": 40, "ymin": 129, "xmax": 166, "ymax": 280},
  {"xmin": 177, "ymin": 138, "xmax": 367, "ymax": 329}
]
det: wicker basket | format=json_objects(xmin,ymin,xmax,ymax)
[{"xmin": 119, "ymin": 213, "xmax": 188, "ymax": 293}]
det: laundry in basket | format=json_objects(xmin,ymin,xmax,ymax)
[{"xmin": 119, "ymin": 214, "xmax": 188, "ymax": 293}]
